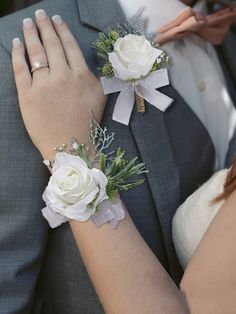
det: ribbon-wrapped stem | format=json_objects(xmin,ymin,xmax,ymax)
[{"xmin": 135, "ymin": 83, "xmax": 146, "ymax": 113}]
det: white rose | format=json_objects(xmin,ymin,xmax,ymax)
[
  {"xmin": 108, "ymin": 34, "xmax": 162, "ymax": 81},
  {"xmin": 43, "ymin": 152, "xmax": 108, "ymax": 223}
]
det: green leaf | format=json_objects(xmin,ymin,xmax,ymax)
[
  {"xmin": 104, "ymin": 147, "xmax": 147, "ymax": 196},
  {"xmin": 99, "ymin": 153, "xmax": 107, "ymax": 173},
  {"xmin": 102, "ymin": 63, "xmax": 115, "ymax": 79}
]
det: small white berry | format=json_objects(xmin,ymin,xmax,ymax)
[{"xmin": 72, "ymin": 142, "xmax": 79, "ymax": 150}]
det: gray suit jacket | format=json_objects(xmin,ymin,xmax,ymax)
[
  {"xmin": 219, "ymin": 27, "xmax": 236, "ymax": 167},
  {"xmin": 0, "ymin": 0, "xmax": 216, "ymax": 313}
]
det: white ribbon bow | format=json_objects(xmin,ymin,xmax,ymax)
[
  {"xmin": 42, "ymin": 197, "xmax": 125, "ymax": 229},
  {"xmin": 91, "ymin": 198, "xmax": 125, "ymax": 229},
  {"xmin": 101, "ymin": 68, "xmax": 174, "ymax": 125}
]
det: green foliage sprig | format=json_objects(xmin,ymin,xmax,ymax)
[
  {"xmin": 92, "ymin": 31, "xmax": 120, "ymax": 60},
  {"xmin": 92, "ymin": 30, "xmax": 121, "ymax": 79},
  {"xmin": 67, "ymin": 120, "xmax": 148, "ymax": 199},
  {"xmin": 100, "ymin": 148, "xmax": 147, "ymax": 199}
]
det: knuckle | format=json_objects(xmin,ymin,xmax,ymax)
[
  {"xmin": 65, "ymin": 39, "xmax": 76, "ymax": 51},
  {"xmin": 35, "ymin": 79, "xmax": 48, "ymax": 89},
  {"xmin": 28, "ymin": 41, "xmax": 44, "ymax": 58},
  {"xmin": 62, "ymin": 32, "xmax": 77, "ymax": 49},
  {"xmin": 13, "ymin": 59, "xmax": 26, "ymax": 75},
  {"xmin": 77, "ymin": 68, "xmax": 90, "ymax": 79},
  {"xmin": 37, "ymin": 23, "xmax": 61, "ymax": 49},
  {"xmin": 44, "ymin": 35, "xmax": 61, "ymax": 49},
  {"xmin": 75, "ymin": 64, "xmax": 92, "ymax": 77},
  {"xmin": 21, "ymin": 92, "xmax": 31, "ymax": 103},
  {"xmin": 53, "ymin": 71, "xmax": 70, "ymax": 86}
]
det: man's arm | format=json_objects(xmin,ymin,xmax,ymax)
[{"xmin": 226, "ymin": 127, "xmax": 236, "ymax": 167}]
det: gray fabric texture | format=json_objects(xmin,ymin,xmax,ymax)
[
  {"xmin": 0, "ymin": 0, "xmax": 216, "ymax": 313},
  {"xmin": 218, "ymin": 28, "xmax": 236, "ymax": 166},
  {"xmin": 220, "ymin": 27, "xmax": 236, "ymax": 95}
]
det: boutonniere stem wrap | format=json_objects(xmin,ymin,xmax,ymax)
[
  {"xmin": 101, "ymin": 68, "xmax": 173, "ymax": 125},
  {"xmin": 42, "ymin": 122, "xmax": 147, "ymax": 229},
  {"xmin": 93, "ymin": 17, "xmax": 174, "ymax": 125}
]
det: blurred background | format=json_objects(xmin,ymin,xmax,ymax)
[
  {"xmin": 0, "ymin": 0, "xmax": 40, "ymax": 17},
  {"xmin": 0, "ymin": 0, "xmax": 235, "ymax": 17}
]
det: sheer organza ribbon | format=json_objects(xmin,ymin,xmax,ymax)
[
  {"xmin": 101, "ymin": 68, "xmax": 174, "ymax": 125},
  {"xmin": 91, "ymin": 198, "xmax": 125, "ymax": 229},
  {"xmin": 42, "ymin": 197, "xmax": 125, "ymax": 229}
]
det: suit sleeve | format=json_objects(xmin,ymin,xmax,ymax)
[
  {"xmin": 226, "ymin": 127, "xmax": 236, "ymax": 167},
  {"xmin": 0, "ymin": 36, "xmax": 49, "ymax": 313}
]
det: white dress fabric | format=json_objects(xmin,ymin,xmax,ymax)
[{"xmin": 172, "ymin": 169, "xmax": 228, "ymax": 269}]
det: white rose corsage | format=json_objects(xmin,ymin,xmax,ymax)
[
  {"xmin": 42, "ymin": 121, "xmax": 147, "ymax": 229},
  {"xmin": 93, "ymin": 14, "xmax": 174, "ymax": 125}
]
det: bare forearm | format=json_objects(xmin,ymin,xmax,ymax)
[
  {"xmin": 181, "ymin": 190, "xmax": 236, "ymax": 314},
  {"xmin": 70, "ymin": 212, "xmax": 188, "ymax": 314}
]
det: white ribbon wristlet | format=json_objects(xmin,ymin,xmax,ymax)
[{"xmin": 42, "ymin": 152, "xmax": 126, "ymax": 229}]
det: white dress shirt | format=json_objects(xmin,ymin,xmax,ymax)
[{"xmin": 118, "ymin": 0, "xmax": 236, "ymax": 169}]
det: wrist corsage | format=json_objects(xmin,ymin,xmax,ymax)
[
  {"xmin": 42, "ymin": 121, "xmax": 147, "ymax": 229},
  {"xmin": 93, "ymin": 11, "xmax": 174, "ymax": 125}
]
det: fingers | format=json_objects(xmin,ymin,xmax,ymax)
[
  {"xmin": 23, "ymin": 17, "xmax": 49, "ymax": 78},
  {"xmin": 52, "ymin": 15, "xmax": 88, "ymax": 72},
  {"xmin": 34, "ymin": 9, "xmax": 68, "ymax": 73},
  {"xmin": 13, "ymin": 9, "xmax": 88, "ymax": 94},
  {"xmin": 12, "ymin": 38, "xmax": 32, "ymax": 94}
]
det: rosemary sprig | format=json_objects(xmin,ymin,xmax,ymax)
[
  {"xmin": 58, "ymin": 121, "xmax": 148, "ymax": 199},
  {"xmin": 102, "ymin": 148, "xmax": 148, "ymax": 199}
]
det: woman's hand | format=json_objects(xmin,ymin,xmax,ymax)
[{"xmin": 12, "ymin": 10, "xmax": 107, "ymax": 160}]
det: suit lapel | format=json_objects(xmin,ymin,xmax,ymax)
[
  {"xmin": 130, "ymin": 92, "xmax": 181, "ymax": 277},
  {"xmin": 76, "ymin": 0, "xmax": 126, "ymax": 32},
  {"xmin": 218, "ymin": 30, "xmax": 236, "ymax": 106},
  {"xmin": 130, "ymin": 104, "xmax": 180, "ymax": 218}
]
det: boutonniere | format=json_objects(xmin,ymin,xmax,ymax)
[{"xmin": 93, "ymin": 14, "xmax": 174, "ymax": 125}]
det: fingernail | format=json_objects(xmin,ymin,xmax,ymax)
[
  {"xmin": 12, "ymin": 38, "xmax": 21, "ymax": 48},
  {"xmin": 35, "ymin": 9, "xmax": 47, "ymax": 21},
  {"xmin": 23, "ymin": 18, "xmax": 33, "ymax": 29},
  {"xmin": 52, "ymin": 15, "xmax": 62, "ymax": 25}
]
